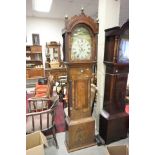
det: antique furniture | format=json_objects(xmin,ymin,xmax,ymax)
[
  {"xmin": 90, "ymin": 84, "xmax": 97, "ymax": 115},
  {"xmin": 62, "ymin": 9, "xmax": 98, "ymax": 152},
  {"xmin": 55, "ymin": 76, "xmax": 67, "ymax": 108},
  {"xmin": 45, "ymin": 41, "xmax": 61, "ymax": 68},
  {"xmin": 26, "ymin": 96, "xmax": 59, "ymax": 148},
  {"xmin": 44, "ymin": 41, "xmax": 67, "ymax": 83},
  {"xmin": 27, "ymin": 76, "xmax": 55, "ymax": 113},
  {"xmin": 99, "ymin": 21, "xmax": 129, "ymax": 144},
  {"xmin": 45, "ymin": 67, "xmax": 67, "ymax": 83},
  {"xmin": 26, "ymin": 45, "xmax": 44, "ymax": 79},
  {"xmin": 31, "ymin": 77, "xmax": 54, "ymax": 98}
]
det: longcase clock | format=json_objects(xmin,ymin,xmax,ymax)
[
  {"xmin": 99, "ymin": 21, "xmax": 129, "ymax": 144},
  {"xmin": 62, "ymin": 9, "xmax": 98, "ymax": 152}
]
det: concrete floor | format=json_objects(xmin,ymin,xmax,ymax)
[
  {"xmin": 45, "ymin": 132, "xmax": 129, "ymax": 155},
  {"xmin": 26, "ymin": 86, "xmax": 129, "ymax": 155},
  {"xmin": 44, "ymin": 102, "xmax": 129, "ymax": 155}
]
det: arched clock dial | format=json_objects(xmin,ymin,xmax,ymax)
[{"xmin": 71, "ymin": 27, "xmax": 92, "ymax": 60}]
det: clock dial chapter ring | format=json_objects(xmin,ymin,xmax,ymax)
[{"xmin": 71, "ymin": 38, "xmax": 91, "ymax": 60}]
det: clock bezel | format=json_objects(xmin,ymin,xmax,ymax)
[{"xmin": 70, "ymin": 24, "xmax": 94, "ymax": 61}]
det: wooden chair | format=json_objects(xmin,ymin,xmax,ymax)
[
  {"xmin": 26, "ymin": 95, "xmax": 59, "ymax": 148},
  {"xmin": 28, "ymin": 76, "xmax": 55, "ymax": 112},
  {"xmin": 34, "ymin": 76, "xmax": 54, "ymax": 98},
  {"xmin": 56, "ymin": 76, "xmax": 67, "ymax": 108}
]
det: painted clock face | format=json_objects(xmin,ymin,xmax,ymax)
[{"xmin": 71, "ymin": 27, "xmax": 92, "ymax": 60}]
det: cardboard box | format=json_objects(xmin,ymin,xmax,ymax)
[
  {"xmin": 26, "ymin": 131, "xmax": 48, "ymax": 155},
  {"xmin": 107, "ymin": 145, "xmax": 129, "ymax": 155}
]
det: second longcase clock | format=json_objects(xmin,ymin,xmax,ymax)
[
  {"xmin": 62, "ymin": 9, "xmax": 98, "ymax": 152},
  {"xmin": 99, "ymin": 21, "xmax": 129, "ymax": 144}
]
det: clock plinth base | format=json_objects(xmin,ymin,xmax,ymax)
[
  {"xmin": 65, "ymin": 141, "xmax": 96, "ymax": 153},
  {"xmin": 65, "ymin": 116, "xmax": 96, "ymax": 152},
  {"xmin": 99, "ymin": 112, "xmax": 129, "ymax": 144}
]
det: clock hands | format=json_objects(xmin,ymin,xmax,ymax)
[{"xmin": 72, "ymin": 38, "xmax": 91, "ymax": 60}]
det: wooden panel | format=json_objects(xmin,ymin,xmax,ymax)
[
  {"xmin": 45, "ymin": 67, "xmax": 67, "ymax": 82},
  {"xmin": 69, "ymin": 67, "xmax": 92, "ymax": 79},
  {"xmin": 31, "ymin": 45, "xmax": 42, "ymax": 53},
  {"xmin": 74, "ymin": 80, "xmax": 88, "ymax": 109},
  {"xmin": 99, "ymin": 113, "xmax": 128, "ymax": 144},
  {"xmin": 65, "ymin": 117, "xmax": 96, "ymax": 152},
  {"xmin": 26, "ymin": 68, "xmax": 44, "ymax": 79},
  {"xmin": 69, "ymin": 78, "xmax": 91, "ymax": 120},
  {"xmin": 104, "ymin": 37, "xmax": 116, "ymax": 62}
]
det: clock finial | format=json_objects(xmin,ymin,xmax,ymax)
[
  {"xmin": 65, "ymin": 14, "xmax": 68, "ymax": 20},
  {"xmin": 64, "ymin": 15, "xmax": 68, "ymax": 29},
  {"xmin": 81, "ymin": 7, "xmax": 84, "ymax": 14},
  {"xmin": 96, "ymin": 18, "xmax": 99, "ymax": 23}
]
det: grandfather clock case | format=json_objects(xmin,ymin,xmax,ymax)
[
  {"xmin": 62, "ymin": 9, "xmax": 98, "ymax": 152},
  {"xmin": 99, "ymin": 21, "xmax": 129, "ymax": 144}
]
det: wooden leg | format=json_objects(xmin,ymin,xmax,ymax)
[{"xmin": 52, "ymin": 125, "xmax": 59, "ymax": 149}]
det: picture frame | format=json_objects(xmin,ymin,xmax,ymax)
[{"xmin": 32, "ymin": 34, "xmax": 40, "ymax": 45}]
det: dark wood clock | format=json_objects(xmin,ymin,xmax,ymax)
[
  {"xmin": 99, "ymin": 21, "xmax": 129, "ymax": 144},
  {"xmin": 62, "ymin": 9, "xmax": 98, "ymax": 152}
]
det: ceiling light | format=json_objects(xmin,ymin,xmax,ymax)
[{"xmin": 33, "ymin": 0, "xmax": 53, "ymax": 12}]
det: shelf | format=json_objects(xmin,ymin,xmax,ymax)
[
  {"xmin": 26, "ymin": 60, "xmax": 42, "ymax": 62},
  {"xmin": 26, "ymin": 67, "xmax": 43, "ymax": 69},
  {"xmin": 26, "ymin": 52, "xmax": 42, "ymax": 54},
  {"xmin": 26, "ymin": 45, "xmax": 43, "ymax": 79}
]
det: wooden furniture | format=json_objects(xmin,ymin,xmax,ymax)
[
  {"xmin": 99, "ymin": 21, "xmax": 129, "ymax": 144},
  {"xmin": 26, "ymin": 45, "xmax": 44, "ymax": 79},
  {"xmin": 31, "ymin": 76, "xmax": 54, "ymax": 97},
  {"xmin": 62, "ymin": 9, "xmax": 98, "ymax": 152},
  {"xmin": 45, "ymin": 67, "xmax": 67, "ymax": 83},
  {"xmin": 55, "ymin": 76, "xmax": 67, "ymax": 108},
  {"xmin": 45, "ymin": 42, "xmax": 67, "ymax": 83},
  {"xmin": 90, "ymin": 84, "xmax": 97, "ymax": 115},
  {"xmin": 26, "ymin": 96, "xmax": 59, "ymax": 148},
  {"xmin": 45, "ymin": 41, "xmax": 61, "ymax": 68}
]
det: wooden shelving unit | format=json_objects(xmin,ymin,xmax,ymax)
[
  {"xmin": 26, "ymin": 45, "xmax": 44, "ymax": 79},
  {"xmin": 45, "ymin": 41, "xmax": 61, "ymax": 68}
]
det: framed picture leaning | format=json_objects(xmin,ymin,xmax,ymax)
[{"xmin": 32, "ymin": 34, "xmax": 40, "ymax": 45}]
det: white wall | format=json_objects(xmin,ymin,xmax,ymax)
[
  {"xmin": 26, "ymin": 17, "xmax": 64, "ymax": 66},
  {"xmin": 119, "ymin": 0, "xmax": 129, "ymax": 26},
  {"xmin": 96, "ymin": 0, "xmax": 120, "ymax": 131}
]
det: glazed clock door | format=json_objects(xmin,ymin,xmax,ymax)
[
  {"xmin": 71, "ymin": 26, "xmax": 92, "ymax": 60},
  {"xmin": 118, "ymin": 29, "xmax": 129, "ymax": 64},
  {"xmin": 103, "ymin": 73, "xmax": 128, "ymax": 114}
]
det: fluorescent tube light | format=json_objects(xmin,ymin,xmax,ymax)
[{"xmin": 33, "ymin": 0, "xmax": 53, "ymax": 12}]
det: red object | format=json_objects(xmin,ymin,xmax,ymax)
[
  {"xmin": 54, "ymin": 102, "xmax": 66, "ymax": 132},
  {"xmin": 125, "ymin": 105, "xmax": 129, "ymax": 114},
  {"xmin": 35, "ymin": 83, "xmax": 49, "ymax": 97}
]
